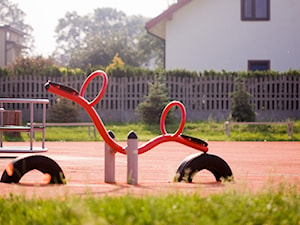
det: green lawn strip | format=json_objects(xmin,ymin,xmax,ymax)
[
  {"xmin": 0, "ymin": 183, "xmax": 299, "ymax": 225},
  {"xmin": 3, "ymin": 121, "xmax": 300, "ymax": 142}
]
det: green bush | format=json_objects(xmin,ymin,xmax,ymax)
[
  {"xmin": 3, "ymin": 56, "xmax": 85, "ymax": 77},
  {"xmin": 230, "ymin": 77, "xmax": 256, "ymax": 122},
  {"xmin": 0, "ymin": 67, "xmax": 11, "ymax": 77},
  {"xmin": 48, "ymin": 98, "xmax": 81, "ymax": 122},
  {"xmin": 164, "ymin": 69, "xmax": 199, "ymax": 77},
  {"xmin": 137, "ymin": 75, "xmax": 174, "ymax": 124}
]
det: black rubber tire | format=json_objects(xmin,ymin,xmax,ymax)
[
  {"xmin": 0, "ymin": 155, "xmax": 66, "ymax": 184},
  {"xmin": 175, "ymin": 153, "xmax": 233, "ymax": 182}
]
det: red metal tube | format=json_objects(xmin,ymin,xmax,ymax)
[{"xmin": 45, "ymin": 70, "xmax": 208, "ymax": 155}]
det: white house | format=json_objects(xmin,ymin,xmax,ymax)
[{"xmin": 145, "ymin": 0, "xmax": 300, "ymax": 72}]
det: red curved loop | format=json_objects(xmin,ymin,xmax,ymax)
[
  {"xmin": 79, "ymin": 70, "xmax": 108, "ymax": 107},
  {"xmin": 160, "ymin": 101, "xmax": 186, "ymax": 136}
]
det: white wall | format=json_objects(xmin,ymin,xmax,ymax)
[{"xmin": 165, "ymin": 0, "xmax": 300, "ymax": 72}]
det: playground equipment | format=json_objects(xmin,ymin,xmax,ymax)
[{"xmin": 1, "ymin": 70, "xmax": 232, "ymax": 185}]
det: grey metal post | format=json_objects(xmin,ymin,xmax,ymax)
[
  {"xmin": 225, "ymin": 121, "xmax": 230, "ymax": 137},
  {"xmin": 104, "ymin": 130, "xmax": 116, "ymax": 183},
  {"xmin": 288, "ymin": 122, "xmax": 293, "ymax": 137},
  {"xmin": 0, "ymin": 106, "xmax": 3, "ymax": 147},
  {"xmin": 30, "ymin": 102, "xmax": 34, "ymax": 150},
  {"xmin": 126, "ymin": 131, "xmax": 138, "ymax": 185}
]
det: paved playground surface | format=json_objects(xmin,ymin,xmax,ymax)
[{"xmin": 0, "ymin": 141, "xmax": 299, "ymax": 198}]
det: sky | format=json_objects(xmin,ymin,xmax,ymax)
[{"xmin": 11, "ymin": 0, "xmax": 173, "ymax": 57}]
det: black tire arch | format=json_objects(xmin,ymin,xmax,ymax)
[
  {"xmin": 1, "ymin": 155, "xmax": 66, "ymax": 184},
  {"xmin": 175, "ymin": 153, "xmax": 233, "ymax": 182}
]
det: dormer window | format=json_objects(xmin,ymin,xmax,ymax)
[
  {"xmin": 248, "ymin": 60, "xmax": 270, "ymax": 71},
  {"xmin": 241, "ymin": 0, "xmax": 270, "ymax": 21}
]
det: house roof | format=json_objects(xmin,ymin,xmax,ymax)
[
  {"xmin": 145, "ymin": 0, "xmax": 192, "ymax": 39},
  {"xmin": 0, "ymin": 24, "xmax": 26, "ymax": 36}
]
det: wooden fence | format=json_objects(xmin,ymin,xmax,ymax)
[{"xmin": 0, "ymin": 74, "xmax": 299, "ymax": 122}]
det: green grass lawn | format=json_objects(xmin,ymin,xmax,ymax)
[
  {"xmin": 3, "ymin": 121, "xmax": 300, "ymax": 142},
  {"xmin": 0, "ymin": 183, "xmax": 299, "ymax": 225}
]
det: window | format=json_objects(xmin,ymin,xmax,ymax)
[
  {"xmin": 241, "ymin": 0, "xmax": 270, "ymax": 21},
  {"xmin": 248, "ymin": 60, "xmax": 270, "ymax": 71},
  {"xmin": 6, "ymin": 31, "xmax": 10, "ymax": 40}
]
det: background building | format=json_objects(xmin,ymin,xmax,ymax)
[{"xmin": 0, "ymin": 25, "xmax": 26, "ymax": 67}]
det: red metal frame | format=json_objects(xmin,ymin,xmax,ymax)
[{"xmin": 45, "ymin": 70, "xmax": 208, "ymax": 155}]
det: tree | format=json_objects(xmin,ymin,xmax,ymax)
[
  {"xmin": 53, "ymin": 11, "xmax": 90, "ymax": 64},
  {"xmin": 0, "ymin": 0, "xmax": 34, "ymax": 55},
  {"xmin": 105, "ymin": 53, "xmax": 125, "ymax": 76},
  {"xmin": 54, "ymin": 8, "xmax": 163, "ymax": 69},
  {"xmin": 137, "ymin": 75, "xmax": 174, "ymax": 124},
  {"xmin": 7, "ymin": 56, "xmax": 57, "ymax": 76},
  {"xmin": 137, "ymin": 32, "xmax": 164, "ymax": 68},
  {"xmin": 48, "ymin": 98, "xmax": 80, "ymax": 122},
  {"xmin": 230, "ymin": 77, "xmax": 256, "ymax": 122}
]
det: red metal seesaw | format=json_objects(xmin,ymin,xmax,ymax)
[{"xmin": 45, "ymin": 70, "xmax": 209, "ymax": 155}]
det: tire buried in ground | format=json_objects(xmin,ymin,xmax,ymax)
[
  {"xmin": 175, "ymin": 153, "xmax": 233, "ymax": 182},
  {"xmin": 1, "ymin": 155, "xmax": 65, "ymax": 184}
]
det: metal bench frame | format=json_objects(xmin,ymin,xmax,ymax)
[{"xmin": 0, "ymin": 98, "xmax": 48, "ymax": 153}]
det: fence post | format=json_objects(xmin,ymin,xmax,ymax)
[
  {"xmin": 0, "ymin": 107, "xmax": 3, "ymax": 147},
  {"xmin": 88, "ymin": 126, "xmax": 91, "ymax": 137},
  {"xmin": 126, "ymin": 131, "xmax": 138, "ymax": 185},
  {"xmin": 225, "ymin": 121, "xmax": 230, "ymax": 137},
  {"xmin": 104, "ymin": 130, "xmax": 116, "ymax": 183},
  {"xmin": 287, "ymin": 122, "xmax": 293, "ymax": 137}
]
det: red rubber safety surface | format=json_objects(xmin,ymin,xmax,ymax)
[{"xmin": 0, "ymin": 141, "xmax": 299, "ymax": 198}]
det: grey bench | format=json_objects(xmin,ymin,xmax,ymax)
[{"xmin": 0, "ymin": 98, "xmax": 48, "ymax": 153}]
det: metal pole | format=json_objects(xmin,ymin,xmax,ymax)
[
  {"xmin": 42, "ymin": 103, "xmax": 46, "ymax": 149},
  {"xmin": 225, "ymin": 121, "xmax": 230, "ymax": 137},
  {"xmin": 105, "ymin": 130, "xmax": 116, "ymax": 183},
  {"xmin": 126, "ymin": 131, "xmax": 138, "ymax": 185},
  {"xmin": 0, "ymin": 105, "xmax": 3, "ymax": 147},
  {"xmin": 30, "ymin": 102, "xmax": 34, "ymax": 150}
]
